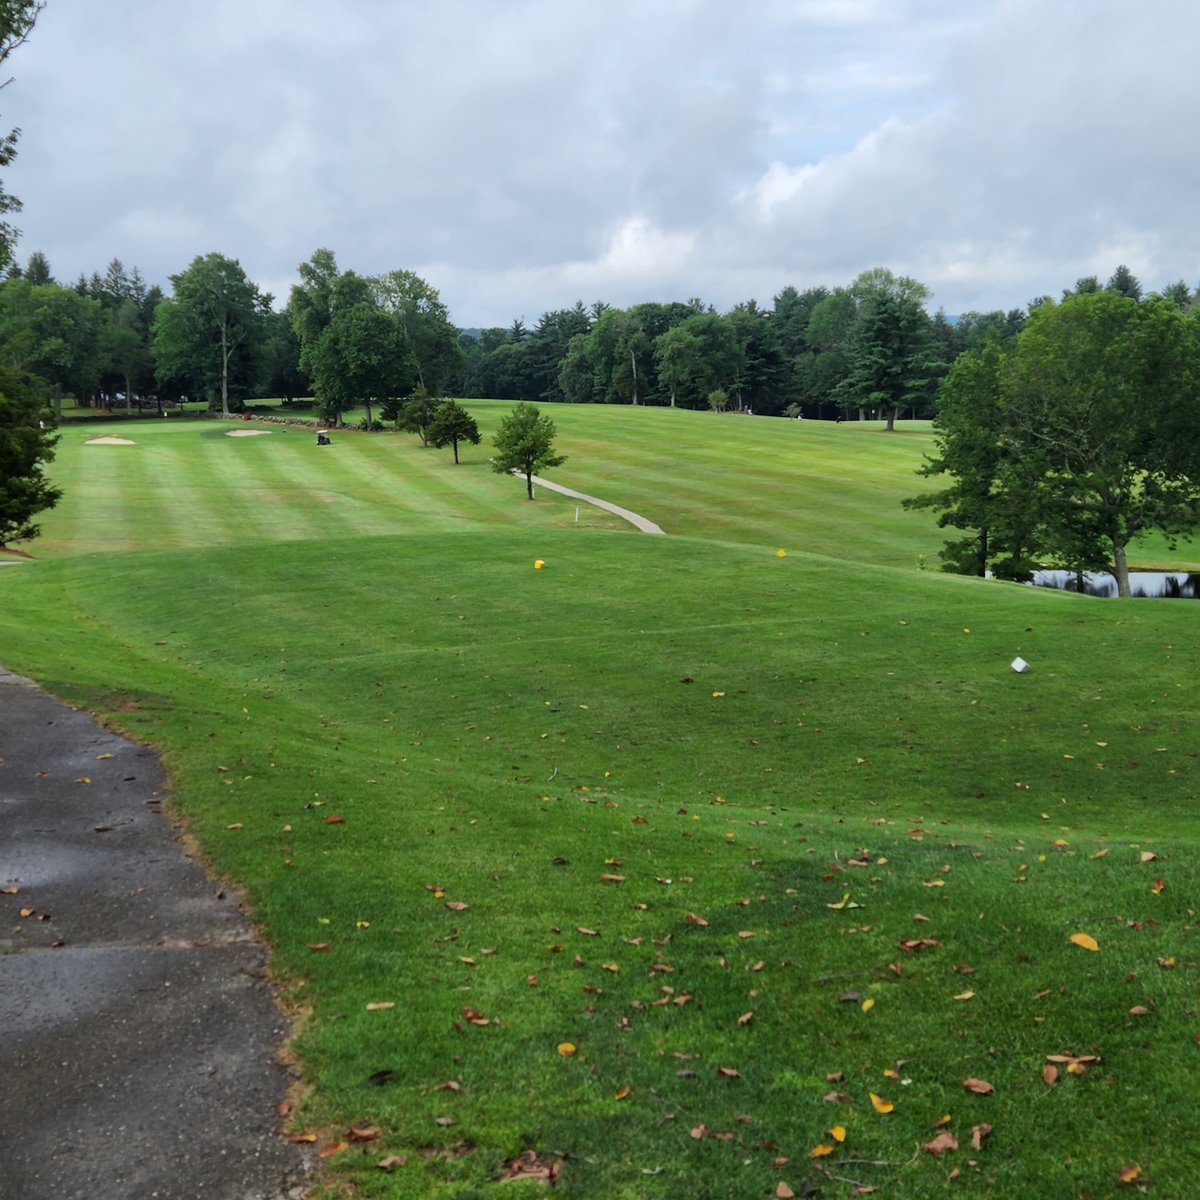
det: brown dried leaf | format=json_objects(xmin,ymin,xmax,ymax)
[
  {"xmin": 377, "ymin": 1154, "xmax": 408, "ymax": 1170},
  {"xmin": 962, "ymin": 1077, "xmax": 994, "ymax": 1095},
  {"xmin": 444, "ymin": 901, "xmax": 469, "ymax": 912},
  {"xmin": 1042, "ymin": 1065, "xmax": 1058, "ymax": 1085},
  {"xmin": 923, "ymin": 1130, "xmax": 958, "ymax": 1156},
  {"xmin": 324, "ymin": 814, "xmax": 345, "ymax": 824},
  {"xmin": 716, "ymin": 1066, "xmax": 741, "ymax": 1078},
  {"xmin": 347, "ymin": 1125, "xmax": 380, "ymax": 1142},
  {"xmin": 970, "ymin": 1123, "xmax": 992, "ymax": 1150}
]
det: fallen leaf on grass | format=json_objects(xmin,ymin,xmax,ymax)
[
  {"xmin": 1151, "ymin": 878, "xmax": 1165, "ymax": 895},
  {"xmin": 614, "ymin": 1085, "xmax": 632, "ymax": 1100},
  {"xmin": 1043, "ymin": 1065, "xmax": 1058, "ymax": 1085},
  {"xmin": 962, "ymin": 1078, "xmax": 994, "ymax": 1095},
  {"xmin": 1117, "ymin": 1165, "xmax": 1142, "ymax": 1184},
  {"xmin": 318, "ymin": 1141, "xmax": 349, "ymax": 1159},
  {"xmin": 1139, "ymin": 851, "xmax": 1158, "ymax": 863},
  {"xmin": 599, "ymin": 873, "xmax": 625, "ymax": 883},
  {"xmin": 366, "ymin": 1002, "xmax": 395, "ymax": 1011},
  {"xmin": 444, "ymin": 901, "xmax": 469, "ymax": 912},
  {"xmin": 971, "ymin": 1123, "xmax": 992, "ymax": 1150},
  {"xmin": 716, "ymin": 1066, "xmax": 741, "ymax": 1078},
  {"xmin": 501, "ymin": 1152, "xmax": 560, "ymax": 1183},
  {"xmin": 686, "ymin": 913, "xmax": 709, "ymax": 926},
  {"xmin": 1068, "ymin": 932, "xmax": 1099, "ymax": 952},
  {"xmin": 287, "ymin": 1132, "xmax": 318, "ymax": 1144},
  {"xmin": 377, "ymin": 1155, "xmax": 407, "ymax": 1170},
  {"xmin": 738, "ymin": 1012, "xmax": 754, "ymax": 1026},
  {"xmin": 347, "ymin": 1125, "xmax": 380, "ymax": 1141},
  {"xmin": 809, "ymin": 1144, "xmax": 834, "ymax": 1158},
  {"xmin": 1129, "ymin": 1005, "xmax": 1151, "ymax": 1017},
  {"xmin": 830, "ymin": 1125, "xmax": 846, "ymax": 1143},
  {"xmin": 861, "ymin": 998, "xmax": 875, "ymax": 1012},
  {"xmin": 324, "ymin": 814, "xmax": 345, "ymax": 825},
  {"xmin": 434, "ymin": 1116, "xmax": 456, "ymax": 1127},
  {"xmin": 869, "ymin": 1093, "xmax": 894, "ymax": 1113},
  {"xmin": 923, "ymin": 1130, "xmax": 958, "ymax": 1156},
  {"xmin": 307, "ymin": 942, "xmax": 332, "ymax": 952},
  {"xmin": 557, "ymin": 1042, "xmax": 577, "ymax": 1056},
  {"xmin": 776, "ymin": 1184, "xmax": 796, "ymax": 1199}
]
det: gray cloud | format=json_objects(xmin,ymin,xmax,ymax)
[{"xmin": 4, "ymin": 0, "xmax": 1198, "ymax": 326}]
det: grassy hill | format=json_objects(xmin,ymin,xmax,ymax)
[{"xmin": 1, "ymin": 408, "xmax": 1196, "ymax": 1199}]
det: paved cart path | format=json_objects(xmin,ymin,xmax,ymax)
[
  {"xmin": 522, "ymin": 472, "xmax": 666, "ymax": 534},
  {"xmin": 0, "ymin": 666, "xmax": 309, "ymax": 1200}
]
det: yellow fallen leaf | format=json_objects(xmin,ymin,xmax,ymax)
[
  {"xmin": 1117, "ymin": 1165, "xmax": 1141, "ymax": 1184},
  {"xmin": 953, "ymin": 990, "xmax": 975, "ymax": 1001},
  {"xmin": 1068, "ymin": 932, "xmax": 1099, "ymax": 952},
  {"xmin": 557, "ymin": 1042, "xmax": 577, "ymax": 1056},
  {"xmin": 614, "ymin": 1085, "xmax": 632, "ymax": 1100},
  {"xmin": 830, "ymin": 1125, "xmax": 846, "ymax": 1143},
  {"xmin": 869, "ymin": 1093, "xmax": 894, "ymax": 1114},
  {"xmin": 365, "ymin": 1001, "xmax": 395, "ymax": 1011},
  {"xmin": 808, "ymin": 1144, "xmax": 834, "ymax": 1158},
  {"xmin": 861, "ymin": 997, "xmax": 875, "ymax": 1012}
]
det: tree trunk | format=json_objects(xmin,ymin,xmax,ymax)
[
  {"xmin": 452, "ymin": 436, "xmax": 460, "ymax": 464},
  {"xmin": 1111, "ymin": 539, "xmax": 1131, "ymax": 597},
  {"xmin": 885, "ymin": 406, "xmax": 897, "ymax": 432},
  {"xmin": 630, "ymin": 347, "xmax": 639, "ymax": 406},
  {"xmin": 525, "ymin": 469, "xmax": 534, "ymax": 499},
  {"xmin": 976, "ymin": 527, "xmax": 988, "ymax": 577},
  {"xmin": 220, "ymin": 321, "xmax": 231, "ymax": 416}
]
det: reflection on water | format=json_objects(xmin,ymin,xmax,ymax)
[{"xmin": 1031, "ymin": 570, "xmax": 1200, "ymax": 599}]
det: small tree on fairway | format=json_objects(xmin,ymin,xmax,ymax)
[
  {"xmin": 491, "ymin": 402, "xmax": 565, "ymax": 499},
  {"xmin": 390, "ymin": 384, "xmax": 440, "ymax": 444},
  {"xmin": 0, "ymin": 364, "xmax": 60, "ymax": 546},
  {"xmin": 427, "ymin": 400, "xmax": 480, "ymax": 464}
]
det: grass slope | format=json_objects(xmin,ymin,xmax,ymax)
[{"xmin": 1, "ymin": 411, "xmax": 1197, "ymax": 1199}]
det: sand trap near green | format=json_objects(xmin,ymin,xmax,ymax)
[
  {"xmin": 225, "ymin": 429, "xmax": 272, "ymax": 437},
  {"xmin": 84, "ymin": 436, "xmax": 136, "ymax": 445}
]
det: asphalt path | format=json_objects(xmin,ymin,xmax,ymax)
[
  {"xmin": 0, "ymin": 665, "xmax": 310, "ymax": 1199},
  {"xmin": 519, "ymin": 472, "xmax": 666, "ymax": 534}
]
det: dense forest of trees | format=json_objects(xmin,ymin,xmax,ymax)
[{"xmin": 9, "ymin": 243, "xmax": 1197, "ymax": 435}]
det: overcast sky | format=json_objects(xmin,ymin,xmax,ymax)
[{"xmin": 4, "ymin": 0, "xmax": 1197, "ymax": 327}]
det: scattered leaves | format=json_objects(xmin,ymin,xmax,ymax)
[{"xmin": 923, "ymin": 1130, "xmax": 958, "ymax": 1156}]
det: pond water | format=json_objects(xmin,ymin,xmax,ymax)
[{"xmin": 1031, "ymin": 570, "xmax": 1200, "ymax": 599}]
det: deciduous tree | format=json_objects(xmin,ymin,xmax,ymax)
[
  {"xmin": 491, "ymin": 402, "xmax": 565, "ymax": 499},
  {"xmin": 152, "ymin": 253, "xmax": 267, "ymax": 415},
  {"xmin": 427, "ymin": 399, "xmax": 480, "ymax": 463}
]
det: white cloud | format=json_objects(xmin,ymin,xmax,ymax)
[{"xmin": 4, "ymin": 0, "xmax": 1200, "ymax": 324}]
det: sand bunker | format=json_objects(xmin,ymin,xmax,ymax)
[
  {"xmin": 225, "ymin": 429, "xmax": 273, "ymax": 437},
  {"xmin": 85, "ymin": 436, "xmax": 136, "ymax": 445}
]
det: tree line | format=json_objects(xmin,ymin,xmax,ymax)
[{"xmin": 8, "ymin": 237, "xmax": 1198, "ymax": 437}]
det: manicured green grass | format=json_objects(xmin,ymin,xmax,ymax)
[{"xmin": 2, "ymin": 410, "xmax": 1197, "ymax": 1198}]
